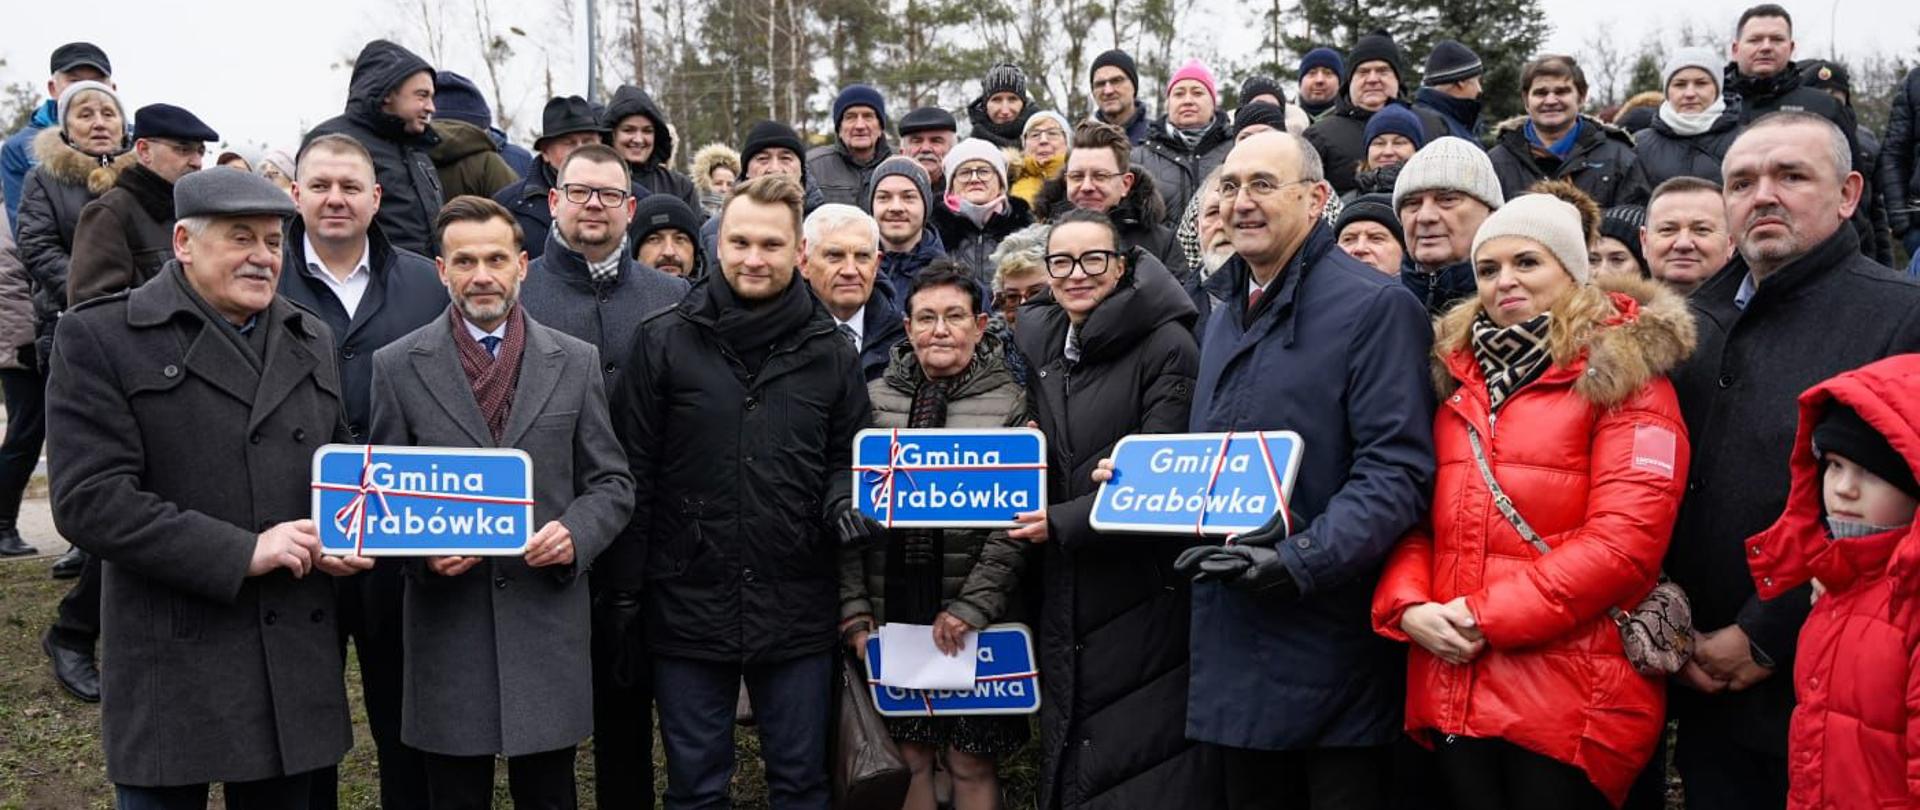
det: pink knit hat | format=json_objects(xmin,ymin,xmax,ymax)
[{"xmin": 1167, "ymin": 59, "xmax": 1217, "ymax": 103}]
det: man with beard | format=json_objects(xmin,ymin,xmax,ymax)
[
  {"xmin": 496, "ymin": 96, "xmax": 653, "ymax": 260},
  {"xmin": 1665, "ymin": 112, "xmax": 1920, "ymax": 810},
  {"xmin": 1296, "ymin": 48, "xmax": 1344, "ymax": 120},
  {"xmin": 897, "ymin": 107, "xmax": 958, "ymax": 197},
  {"xmin": 632, "ymin": 193, "xmax": 706, "ymax": 279},
  {"xmin": 864, "ymin": 156, "xmax": 945, "ymax": 312},
  {"xmin": 68, "ymin": 104, "xmax": 214, "ymax": 304},
  {"xmin": 1640, "ymin": 176, "xmax": 1734, "ymax": 296},
  {"xmin": 1090, "ymin": 50, "xmax": 1151, "ymax": 145},
  {"xmin": 808, "ymin": 85, "xmax": 893, "ymax": 207}
]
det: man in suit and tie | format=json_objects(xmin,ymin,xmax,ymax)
[{"xmin": 368, "ymin": 194, "xmax": 634, "ymax": 808}]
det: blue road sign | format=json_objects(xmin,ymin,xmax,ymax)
[
  {"xmin": 852, "ymin": 428, "xmax": 1047, "ymax": 529},
  {"xmin": 1089, "ymin": 431, "xmax": 1303, "ymax": 536},
  {"xmin": 865, "ymin": 624, "xmax": 1041, "ymax": 717},
  {"xmin": 311, "ymin": 444, "xmax": 534, "ymax": 556}
]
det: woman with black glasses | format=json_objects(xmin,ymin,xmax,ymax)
[{"xmin": 1010, "ymin": 207, "xmax": 1218, "ymax": 809}]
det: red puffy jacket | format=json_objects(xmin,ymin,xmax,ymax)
[
  {"xmin": 1373, "ymin": 276, "xmax": 1695, "ymax": 807},
  {"xmin": 1748, "ymin": 353, "xmax": 1920, "ymax": 810}
]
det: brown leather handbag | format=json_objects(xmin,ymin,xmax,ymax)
[{"xmin": 1467, "ymin": 426, "xmax": 1694, "ymax": 676}]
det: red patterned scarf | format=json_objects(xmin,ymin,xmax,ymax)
[{"xmin": 449, "ymin": 303, "xmax": 526, "ymax": 444}]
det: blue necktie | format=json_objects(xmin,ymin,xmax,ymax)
[{"xmin": 479, "ymin": 336, "xmax": 502, "ymax": 357}]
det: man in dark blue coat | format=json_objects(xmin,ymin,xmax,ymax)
[
  {"xmin": 277, "ymin": 132, "xmax": 450, "ymax": 810},
  {"xmin": 1172, "ymin": 132, "xmax": 1436, "ymax": 809}
]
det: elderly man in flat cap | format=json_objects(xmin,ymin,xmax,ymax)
[
  {"xmin": 69, "ymin": 103, "xmax": 217, "ymax": 306},
  {"xmin": 46, "ymin": 166, "xmax": 372, "ymax": 809}
]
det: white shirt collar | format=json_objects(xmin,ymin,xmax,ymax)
[
  {"xmin": 303, "ymin": 235, "xmax": 371, "ymax": 282},
  {"xmin": 463, "ymin": 317, "xmax": 508, "ymax": 345},
  {"xmin": 836, "ymin": 304, "xmax": 867, "ymax": 344}
]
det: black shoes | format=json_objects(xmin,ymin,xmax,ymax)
[
  {"xmin": 43, "ymin": 632, "xmax": 101, "ymax": 703},
  {"xmin": 49, "ymin": 546, "xmax": 85, "ymax": 579},
  {"xmin": 0, "ymin": 524, "xmax": 32, "ymax": 557}
]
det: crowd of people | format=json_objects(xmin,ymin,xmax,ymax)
[{"xmin": 4, "ymin": 2, "xmax": 1920, "ymax": 808}]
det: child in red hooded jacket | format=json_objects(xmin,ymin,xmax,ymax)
[{"xmin": 1748, "ymin": 354, "xmax": 1920, "ymax": 809}]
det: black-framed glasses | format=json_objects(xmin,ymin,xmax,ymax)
[
  {"xmin": 1044, "ymin": 250, "xmax": 1121, "ymax": 278},
  {"xmin": 560, "ymin": 184, "xmax": 631, "ymax": 206}
]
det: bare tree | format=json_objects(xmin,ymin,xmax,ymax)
[
  {"xmin": 408, "ymin": 0, "xmax": 451, "ymax": 64},
  {"xmin": 1582, "ymin": 29, "xmax": 1627, "ymax": 108}
]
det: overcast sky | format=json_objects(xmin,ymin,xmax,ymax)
[{"xmin": 3, "ymin": 0, "xmax": 1915, "ymax": 149}]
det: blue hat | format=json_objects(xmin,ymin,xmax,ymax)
[
  {"xmin": 132, "ymin": 103, "xmax": 218, "ymax": 143},
  {"xmin": 1299, "ymin": 47, "xmax": 1345, "ymax": 82},
  {"xmin": 434, "ymin": 71, "xmax": 492, "ymax": 129},
  {"xmin": 1363, "ymin": 104, "xmax": 1425, "ymax": 151},
  {"xmin": 833, "ymin": 84, "xmax": 888, "ymax": 132}
]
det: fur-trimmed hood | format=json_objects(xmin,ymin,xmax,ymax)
[
  {"xmin": 1432, "ymin": 273, "xmax": 1697, "ymax": 409},
  {"xmin": 32, "ymin": 126, "xmax": 133, "ymax": 196}
]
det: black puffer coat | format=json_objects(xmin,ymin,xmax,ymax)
[
  {"xmin": 303, "ymin": 40, "xmax": 444, "ymax": 256},
  {"xmin": 16, "ymin": 127, "xmax": 131, "ymax": 365},
  {"xmin": 613, "ymin": 276, "xmax": 869, "ymax": 663},
  {"xmin": 1878, "ymin": 67, "xmax": 1918, "ymax": 238},
  {"xmin": 1487, "ymin": 115, "xmax": 1650, "ymax": 207},
  {"xmin": 1133, "ymin": 112, "xmax": 1234, "ymax": 227},
  {"xmin": 603, "ymin": 85, "xmax": 702, "ymax": 216},
  {"xmin": 1011, "ymin": 250, "xmax": 1220, "ymax": 810},
  {"xmin": 1632, "ymin": 112, "xmax": 1741, "ymax": 187},
  {"xmin": 930, "ymin": 195, "xmax": 1035, "ymax": 288},
  {"xmin": 1033, "ymin": 168, "xmax": 1180, "ymax": 270},
  {"xmin": 1303, "ymin": 97, "xmax": 1449, "ymax": 195}
]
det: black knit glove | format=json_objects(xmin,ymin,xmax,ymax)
[{"xmin": 834, "ymin": 509, "xmax": 887, "ymax": 548}]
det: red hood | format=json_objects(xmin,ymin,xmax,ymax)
[{"xmin": 1749, "ymin": 354, "xmax": 1920, "ymax": 600}]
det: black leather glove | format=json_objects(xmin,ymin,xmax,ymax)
[
  {"xmin": 592, "ymin": 590, "xmax": 647, "ymax": 688},
  {"xmin": 1173, "ymin": 544, "xmax": 1301, "ymax": 598},
  {"xmin": 834, "ymin": 509, "xmax": 888, "ymax": 548},
  {"xmin": 1231, "ymin": 507, "xmax": 1299, "ymax": 548}
]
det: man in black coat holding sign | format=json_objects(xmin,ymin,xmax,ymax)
[{"xmin": 611, "ymin": 175, "xmax": 879, "ymax": 809}]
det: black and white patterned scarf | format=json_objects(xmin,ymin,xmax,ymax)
[{"xmin": 1471, "ymin": 312, "xmax": 1553, "ymax": 411}]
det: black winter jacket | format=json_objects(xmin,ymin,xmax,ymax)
[
  {"xmin": 1633, "ymin": 112, "xmax": 1741, "ymax": 187},
  {"xmin": 613, "ymin": 276, "xmax": 868, "ymax": 659},
  {"xmin": 1033, "ymin": 168, "xmax": 1180, "ymax": 270},
  {"xmin": 1304, "ymin": 98, "xmax": 1450, "ymax": 195},
  {"xmin": 1879, "ymin": 67, "xmax": 1919, "ymax": 237},
  {"xmin": 930, "ymin": 196, "xmax": 1035, "ymax": 289},
  {"xmin": 1011, "ymin": 249, "xmax": 1219, "ymax": 810},
  {"xmin": 1487, "ymin": 115, "xmax": 1650, "ymax": 207},
  {"xmin": 1726, "ymin": 62, "xmax": 1890, "ymax": 265},
  {"xmin": 1133, "ymin": 112, "xmax": 1234, "ymax": 227},
  {"xmin": 16, "ymin": 127, "xmax": 131, "ymax": 365},
  {"xmin": 966, "ymin": 95, "xmax": 1034, "ymax": 150},
  {"xmin": 276, "ymin": 218, "xmax": 448, "ymax": 441},
  {"xmin": 1399, "ymin": 257, "xmax": 1477, "ymax": 317},
  {"xmin": 603, "ymin": 85, "xmax": 703, "ymax": 216},
  {"xmin": 303, "ymin": 40, "xmax": 444, "ymax": 256},
  {"xmin": 1669, "ymin": 225, "xmax": 1920, "ymax": 753}
]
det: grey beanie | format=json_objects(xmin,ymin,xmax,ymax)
[
  {"xmin": 1662, "ymin": 47, "xmax": 1722, "ymax": 92},
  {"xmin": 1471, "ymin": 193, "xmax": 1591, "ymax": 285},
  {"xmin": 864, "ymin": 155, "xmax": 932, "ymax": 216},
  {"xmin": 1392, "ymin": 136, "xmax": 1505, "ymax": 213}
]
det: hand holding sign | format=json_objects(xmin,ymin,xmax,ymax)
[
  {"xmin": 524, "ymin": 520, "xmax": 574, "ymax": 567},
  {"xmin": 251, "ymin": 520, "xmax": 324, "ymax": 578},
  {"xmin": 315, "ymin": 552, "xmax": 376, "ymax": 577},
  {"xmin": 428, "ymin": 556, "xmax": 483, "ymax": 577}
]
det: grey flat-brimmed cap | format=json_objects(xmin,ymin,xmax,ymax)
[{"xmin": 174, "ymin": 166, "xmax": 297, "ymax": 220}]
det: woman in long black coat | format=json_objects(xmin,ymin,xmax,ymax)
[{"xmin": 1011, "ymin": 208, "xmax": 1220, "ymax": 809}]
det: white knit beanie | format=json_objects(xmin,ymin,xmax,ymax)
[
  {"xmin": 1021, "ymin": 110, "xmax": 1071, "ymax": 141},
  {"xmin": 943, "ymin": 137, "xmax": 1010, "ymax": 189},
  {"xmin": 1662, "ymin": 47, "xmax": 1722, "ymax": 93},
  {"xmin": 1391, "ymin": 136, "xmax": 1504, "ymax": 213},
  {"xmin": 1471, "ymin": 193, "xmax": 1592, "ymax": 285},
  {"xmin": 57, "ymin": 80, "xmax": 123, "ymax": 125}
]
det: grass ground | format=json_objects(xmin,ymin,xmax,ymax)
[{"xmin": 0, "ymin": 546, "xmax": 1040, "ymax": 809}]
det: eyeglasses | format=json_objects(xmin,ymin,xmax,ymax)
[
  {"xmin": 560, "ymin": 184, "xmax": 631, "ymax": 206},
  {"xmin": 1092, "ymin": 77, "xmax": 1131, "ymax": 91},
  {"xmin": 1064, "ymin": 170, "xmax": 1121, "ymax": 186},
  {"xmin": 1044, "ymin": 250, "xmax": 1121, "ymax": 278},
  {"xmin": 993, "ymin": 287, "xmax": 1044, "ymax": 309},
  {"xmin": 953, "ymin": 167, "xmax": 997, "ymax": 182},
  {"xmin": 157, "ymin": 139, "xmax": 207, "ymax": 156},
  {"xmin": 909, "ymin": 311, "xmax": 978, "ymax": 332},
  {"xmin": 1218, "ymin": 177, "xmax": 1312, "ymax": 200},
  {"xmin": 1024, "ymin": 128, "xmax": 1065, "ymax": 143}
]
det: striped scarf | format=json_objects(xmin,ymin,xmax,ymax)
[
  {"xmin": 450, "ymin": 304, "xmax": 527, "ymax": 444},
  {"xmin": 1471, "ymin": 312, "xmax": 1553, "ymax": 411}
]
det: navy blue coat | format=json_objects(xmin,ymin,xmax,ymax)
[
  {"xmin": 852, "ymin": 288, "xmax": 906, "ymax": 384},
  {"xmin": 1186, "ymin": 225, "xmax": 1437, "ymax": 750}
]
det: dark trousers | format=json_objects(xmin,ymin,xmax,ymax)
[
  {"xmin": 116, "ymin": 770, "xmax": 315, "ymax": 810},
  {"xmin": 1221, "ymin": 743, "xmax": 1392, "ymax": 810},
  {"xmin": 47, "ymin": 551, "xmax": 99, "ymax": 651},
  {"xmin": 1672, "ymin": 721, "xmax": 1788, "ymax": 810},
  {"xmin": 1432, "ymin": 735, "xmax": 1610, "ymax": 810},
  {"xmin": 590, "ymin": 591, "xmax": 654, "ymax": 808},
  {"xmin": 0, "ymin": 361, "xmax": 44, "ymax": 523},
  {"xmin": 654, "ymin": 651, "xmax": 832, "ymax": 810},
  {"xmin": 422, "ymin": 746, "xmax": 576, "ymax": 810},
  {"xmin": 309, "ymin": 562, "xmax": 429, "ymax": 809}
]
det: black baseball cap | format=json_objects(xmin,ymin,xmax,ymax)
[{"xmin": 50, "ymin": 42, "xmax": 111, "ymax": 77}]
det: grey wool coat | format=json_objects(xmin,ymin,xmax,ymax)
[
  {"xmin": 46, "ymin": 262, "xmax": 353, "ymax": 786},
  {"xmin": 368, "ymin": 308, "xmax": 635, "ymax": 757}
]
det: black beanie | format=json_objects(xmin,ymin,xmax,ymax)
[
  {"xmin": 739, "ymin": 120, "xmax": 805, "ymax": 172},
  {"xmin": 1423, "ymin": 40, "xmax": 1484, "ymax": 86},
  {"xmin": 1239, "ymin": 75, "xmax": 1286, "ymax": 109},
  {"xmin": 1233, "ymin": 102, "xmax": 1289, "ymax": 139},
  {"xmin": 1091, "ymin": 49, "xmax": 1140, "ymax": 94},
  {"xmin": 1598, "ymin": 205, "xmax": 1649, "ymax": 277},
  {"xmin": 1347, "ymin": 29, "xmax": 1408, "ymax": 85},
  {"xmin": 1335, "ymin": 193, "xmax": 1406, "ymax": 252},
  {"xmin": 1815, "ymin": 403, "xmax": 1920, "ymax": 501}
]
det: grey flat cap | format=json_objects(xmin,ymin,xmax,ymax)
[{"xmin": 174, "ymin": 166, "xmax": 297, "ymax": 220}]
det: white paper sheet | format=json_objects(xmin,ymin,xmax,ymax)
[{"xmin": 876, "ymin": 622, "xmax": 979, "ymax": 690}]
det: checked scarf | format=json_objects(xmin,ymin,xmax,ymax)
[
  {"xmin": 450, "ymin": 303, "xmax": 527, "ymax": 444},
  {"xmin": 1471, "ymin": 312, "xmax": 1553, "ymax": 411}
]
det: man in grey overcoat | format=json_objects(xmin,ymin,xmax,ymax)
[
  {"xmin": 46, "ymin": 167, "xmax": 374, "ymax": 807},
  {"xmin": 368, "ymin": 194, "xmax": 633, "ymax": 808}
]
